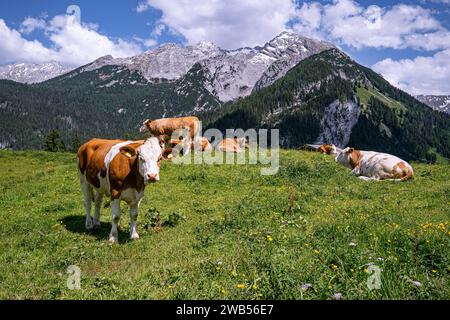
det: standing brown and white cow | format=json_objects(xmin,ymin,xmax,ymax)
[
  {"xmin": 140, "ymin": 116, "xmax": 200, "ymax": 141},
  {"xmin": 77, "ymin": 137, "xmax": 163, "ymax": 243}
]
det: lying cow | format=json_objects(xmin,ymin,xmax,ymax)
[
  {"xmin": 161, "ymin": 137, "xmax": 212, "ymax": 160},
  {"xmin": 319, "ymin": 144, "xmax": 337, "ymax": 155},
  {"xmin": 77, "ymin": 137, "xmax": 163, "ymax": 243},
  {"xmin": 140, "ymin": 116, "xmax": 200, "ymax": 142},
  {"xmin": 304, "ymin": 144, "xmax": 340, "ymax": 155},
  {"xmin": 169, "ymin": 137, "xmax": 212, "ymax": 152},
  {"xmin": 335, "ymin": 147, "xmax": 414, "ymax": 181},
  {"xmin": 216, "ymin": 138, "xmax": 248, "ymax": 153}
]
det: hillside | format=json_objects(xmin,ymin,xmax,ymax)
[
  {"xmin": 0, "ymin": 150, "xmax": 448, "ymax": 299},
  {"xmin": 0, "ymin": 65, "xmax": 222, "ymax": 150},
  {"xmin": 0, "ymin": 44, "xmax": 449, "ymax": 162},
  {"xmin": 207, "ymin": 49, "xmax": 450, "ymax": 161}
]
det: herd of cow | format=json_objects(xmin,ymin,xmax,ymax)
[{"xmin": 77, "ymin": 116, "xmax": 414, "ymax": 243}]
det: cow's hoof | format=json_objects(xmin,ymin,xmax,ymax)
[
  {"xmin": 130, "ymin": 233, "xmax": 140, "ymax": 240},
  {"xmin": 93, "ymin": 220, "xmax": 101, "ymax": 229},
  {"xmin": 108, "ymin": 235, "xmax": 118, "ymax": 243},
  {"xmin": 85, "ymin": 220, "xmax": 94, "ymax": 231}
]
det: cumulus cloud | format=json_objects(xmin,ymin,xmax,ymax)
[
  {"xmin": 0, "ymin": 15, "xmax": 142, "ymax": 67},
  {"xmin": 20, "ymin": 17, "xmax": 47, "ymax": 34},
  {"xmin": 0, "ymin": 19, "xmax": 59, "ymax": 64},
  {"xmin": 137, "ymin": 0, "xmax": 297, "ymax": 49},
  {"xmin": 373, "ymin": 50, "xmax": 450, "ymax": 95},
  {"xmin": 46, "ymin": 15, "xmax": 142, "ymax": 66},
  {"xmin": 292, "ymin": 0, "xmax": 450, "ymax": 51}
]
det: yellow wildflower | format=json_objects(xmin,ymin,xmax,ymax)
[
  {"xmin": 266, "ymin": 235, "xmax": 273, "ymax": 242},
  {"xmin": 237, "ymin": 284, "xmax": 246, "ymax": 289}
]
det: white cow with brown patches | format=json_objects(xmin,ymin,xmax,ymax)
[
  {"xmin": 335, "ymin": 147, "xmax": 414, "ymax": 181},
  {"xmin": 77, "ymin": 137, "xmax": 164, "ymax": 243}
]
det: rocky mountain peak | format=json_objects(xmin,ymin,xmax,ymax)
[{"xmin": 0, "ymin": 61, "xmax": 72, "ymax": 84}]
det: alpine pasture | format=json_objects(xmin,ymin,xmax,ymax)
[{"xmin": 0, "ymin": 150, "xmax": 448, "ymax": 299}]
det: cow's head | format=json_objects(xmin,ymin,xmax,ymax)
[
  {"xmin": 120, "ymin": 137, "xmax": 163, "ymax": 184},
  {"xmin": 319, "ymin": 144, "xmax": 338, "ymax": 155},
  {"xmin": 335, "ymin": 147, "xmax": 360, "ymax": 169},
  {"xmin": 139, "ymin": 119, "xmax": 152, "ymax": 133},
  {"xmin": 235, "ymin": 137, "xmax": 249, "ymax": 149}
]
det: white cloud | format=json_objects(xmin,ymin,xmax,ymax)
[
  {"xmin": 137, "ymin": 0, "xmax": 297, "ymax": 49},
  {"xmin": 373, "ymin": 50, "xmax": 450, "ymax": 95},
  {"xmin": 20, "ymin": 17, "xmax": 46, "ymax": 34},
  {"xmin": 292, "ymin": 0, "xmax": 450, "ymax": 51},
  {"xmin": 0, "ymin": 19, "xmax": 59, "ymax": 64},
  {"xmin": 0, "ymin": 15, "xmax": 142, "ymax": 67},
  {"xmin": 136, "ymin": 2, "xmax": 151, "ymax": 13},
  {"xmin": 46, "ymin": 15, "xmax": 141, "ymax": 66}
]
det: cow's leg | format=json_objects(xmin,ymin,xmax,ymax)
[
  {"xmin": 358, "ymin": 176, "xmax": 377, "ymax": 181},
  {"xmin": 109, "ymin": 199, "xmax": 121, "ymax": 243},
  {"xmin": 129, "ymin": 203, "xmax": 140, "ymax": 240},
  {"xmin": 93, "ymin": 190, "xmax": 103, "ymax": 229},
  {"xmin": 80, "ymin": 174, "xmax": 94, "ymax": 231}
]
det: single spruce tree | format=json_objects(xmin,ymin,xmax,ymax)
[{"xmin": 43, "ymin": 130, "xmax": 66, "ymax": 152}]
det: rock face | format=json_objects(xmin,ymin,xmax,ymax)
[
  {"xmin": 415, "ymin": 95, "xmax": 450, "ymax": 114},
  {"xmin": 315, "ymin": 100, "xmax": 361, "ymax": 148},
  {"xmin": 0, "ymin": 32, "xmax": 335, "ymax": 102},
  {"xmin": 0, "ymin": 62, "xmax": 73, "ymax": 84}
]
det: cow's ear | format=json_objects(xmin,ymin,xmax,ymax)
[
  {"xmin": 120, "ymin": 146, "xmax": 138, "ymax": 158},
  {"xmin": 347, "ymin": 148, "xmax": 354, "ymax": 154},
  {"xmin": 139, "ymin": 119, "xmax": 151, "ymax": 133},
  {"xmin": 158, "ymin": 135, "xmax": 168, "ymax": 148}
]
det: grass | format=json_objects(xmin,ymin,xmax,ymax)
[
  {"xmin": 357, "ymin": 86, "xmax": 406, "ymax": 112},
  {"xmin": 0, "ymin": 149, "xmax": 449, "ymax": 300}
]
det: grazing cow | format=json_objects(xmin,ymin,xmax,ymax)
[
  {"xmin": 77, "ymin": 137, "xmax": 163, "ymax": 243},
  {"xmin": 216, "ymin": 138, "xmax": 248, "ymax": 153},
  {"xmin": 335, "ymin": 147, "xmax": 414, "ymax": 181},
  {"xmin": 140, "ymin": 116, "xmax": 200, "ymax": 142}
]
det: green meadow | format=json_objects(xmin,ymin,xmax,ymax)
[{"xmin": 0, "ymin": 150, "xmax": 448, "ymax": 300}]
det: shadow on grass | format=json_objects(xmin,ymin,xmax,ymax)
[{"xmin": 62, "ymin": 215, "xmax": 132, "ymax": 243}]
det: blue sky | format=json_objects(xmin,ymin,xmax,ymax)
[{"xmin": 0, "ymin": 0, "xmax": 449, "ymax": 95}]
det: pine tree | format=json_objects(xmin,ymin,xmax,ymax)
[
  {"xmin": 43, "ymin": 130, "xmax": 66, "ymax": 152},
  {"xmin": 70, "ymin": 133, "xmax": 82, "ymax": 153}
]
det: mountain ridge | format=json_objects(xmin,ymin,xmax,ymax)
[
  {"xmin": 415, "ymin": 95, "xmax": 450, "ymax": 114},
  {"xmin": 1, "ymin": 32, "xmax": 335, "ymax": 102}
]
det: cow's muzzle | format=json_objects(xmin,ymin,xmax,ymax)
[{"xmin": 145, "ymin": 174, "xmax": 159, "ymax": 184}]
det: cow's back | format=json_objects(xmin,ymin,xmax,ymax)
[
  {"xmin": 150, "ymin": 117, "xmax": 199, "ymax": 138},
  {"xmin": 360, "ymin": 151, "xmax": 413, "ymax": 180},
  {"xmin": 217, "ymin": 138, "xmax": 239, "ymax": 152}
]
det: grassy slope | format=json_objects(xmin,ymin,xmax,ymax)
[
  {"xmin": 0, "ymin": 150, "xmax": 448, "ymax": 300},
  {"xmin": 357, "ymin": 86, "xmax": 406, "ymax": 112}
]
